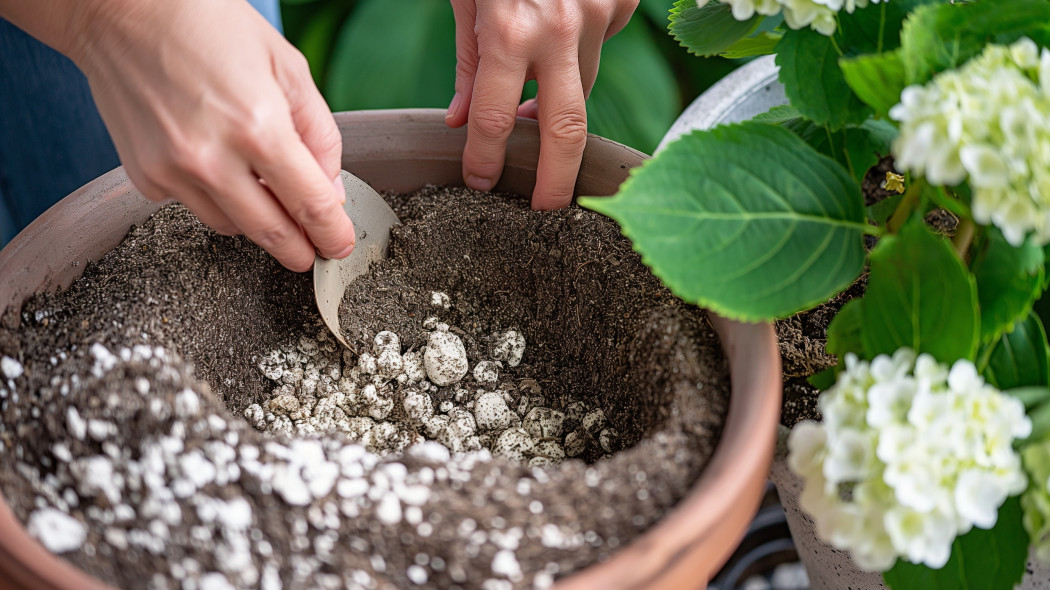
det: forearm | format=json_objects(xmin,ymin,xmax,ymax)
[{"xmin": 0, "ymin": 0, "xmax": 145, "ymax": 69}]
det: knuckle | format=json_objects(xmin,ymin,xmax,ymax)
[
  {"xmin": 547, "ymin": 111, "xmax": 589, "ymax": 146},
  {"xmin": 293, "ymin": 193, "xmax": 340, "ymax": 228},
  {"xmin": 471, "ymin": 106, "xmax": 517, "ymax": 139},
  {"xmin": 249, "ymin": 222, "xmax": 299, "ymax": 254}
]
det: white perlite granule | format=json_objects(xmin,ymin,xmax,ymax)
[
  {"xmin": 246, "ymin": 295, "xmax": 615, "ymax": 466},
  {"xmin": 27, "ymin": 508, "xmax": 87, "ymax": 553}
]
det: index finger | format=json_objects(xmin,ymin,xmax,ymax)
[{"xmin": 251, "ymin": 127, "xmax": 356, "ymax": 260}]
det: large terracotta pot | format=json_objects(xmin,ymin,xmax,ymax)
[{"xmin": 0, "ymin": 109, "xmax": 782, "ymax": 590}]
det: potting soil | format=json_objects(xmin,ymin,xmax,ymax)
[{"xmin": 0, "ymin": 186, "xmax": 730, "ymax": 590}]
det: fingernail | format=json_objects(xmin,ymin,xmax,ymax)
[
  {"xmin": 333, "ymin": 176, "xmax": 346, "ymax": 204},
  {"xmin": 446, "ymin": 93, "xmax": 463, "ymax": 120},
  {"xmin": 466, "ymin": 175, "xmax": 493, "ymax": 191}
]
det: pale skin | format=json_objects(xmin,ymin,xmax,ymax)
[{"xmin": 0, "ymin": 0, "xmax": 637, "ymax": 270}]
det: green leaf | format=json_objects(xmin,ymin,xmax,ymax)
[
  {"xmin": 826, "ymin": 298, "xmax": 865, "ymax": 359},
  {"xmin": 972, "ymin": 229, "xmax": 1046, "ymax": 344},
  {"xmin": 751, "ymin": 105, "xmax": 803, "ymax": 125},
  {"xmin": 808, "ymin": 366, "xmax": 838, "ymax": 390},
  {"xmin": 811, "ymin": 120, "xmax": 896, "ymax": 184},
  {"xmin": 325, "ymin": 0, "xmax": 456, "ymax": 110},
  {"xmin": 587, "ymin": 17, "xmax": 680, "ymax": 154},
  {"xmin": 861, "ymin": 219, "xmax": 979, "ymax": 363},
  {"xmin": 776, "ymin": 28, "xmax": 872, "ymax": 130},
  {"xmin": 288, "ymin": 0, "xmax": 352, "ymax": 87},
  {"xmin": 720, "ymin": 32, "xmax": 782, "ymax": 58},
  {"xmin": 670, "ymin": 0, "xmax": 761, "ymax": 57},
  {"xmin": 578, "ymin": 122, "xmax": 866, "ymax": 321},
  {"xmin": 980, "ymin": 311, "xmax": 1050, "ymax": 391},
  {"xmin": 901, "ymin": 0, "xmax": 1050, "ymax": 85},
  {"xmin": 840, "ymin": 50, "xmax": 908, "ymax": 118},
  {"xmin": 763, "ymin": 116, "xmax": 895, "ymax": 184},
  {"xmin": 883, "ymin": 496, "xmax": 1028, "ymax": 590},
  {"xmin": 638, "ymin": 0, "xmax": 675, "ymax": 25}
]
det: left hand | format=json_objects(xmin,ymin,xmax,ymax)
[{"xmin": 446, "ymin": 0, "xmax": 638, "ymax": 210}]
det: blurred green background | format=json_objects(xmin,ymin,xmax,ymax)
[{"xmin": 279, "ymin": 0, "xmax": 739, "ymax": 155}]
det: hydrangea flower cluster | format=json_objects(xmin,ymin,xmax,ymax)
[
  {"xmin": 696, "ymin": 0, "xmax": 884, "ymax": 36},
  {"xmin": 890, "ymin": 38, "xmax": 1050, "ymax": 246},
  {"xmin": 788, "ymin": 349, "xmax": 1031, "ymax": 571}
]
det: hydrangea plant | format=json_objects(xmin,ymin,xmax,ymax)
[{"xmin": 578, "ymin": 0, "xmax": 1050, "ymax": 587}]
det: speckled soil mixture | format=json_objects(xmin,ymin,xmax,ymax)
[{"xmin": 0, "ymin": 186, "xmax": 730, "ymax": 590}]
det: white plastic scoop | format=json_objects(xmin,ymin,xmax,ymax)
[{"xmin": 313, "ymin": 170, "xmax": 401, "ymax": 349}]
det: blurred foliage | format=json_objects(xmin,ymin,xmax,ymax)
[{"xmin": 280, "ymin": 0, "xmax": 739, "ymax": 154}]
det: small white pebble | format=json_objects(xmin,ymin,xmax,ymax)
[
  {"xmin": 491, "ymin": 330, "xmax": 526, "ymax": 367},
  {"xmin": 0, "ymin": 356, "xmax": 23, "ymax": 379},
  {"xmin": 472, "ymin": 360, "xmax": 502, "ymax": 383},
  {"xmin": 27, "ymin": 508, "xmax": 86, "ymax": 553},
  {"xmin": 429, "ymin": 292, "xmax": 451, "ymax": 309},
  {"xmin": 423, "ymin": 331, "xmax": 469, "ymax": 386}
]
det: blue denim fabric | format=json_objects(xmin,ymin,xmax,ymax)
[{"xmin": 0, "ymin": 1, "xmax": 282, "ymax": 245}]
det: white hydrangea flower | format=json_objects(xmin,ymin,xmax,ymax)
[
  {"xmin": 788, "ymin": 349, "xmax": 1031, "ymax": 571},
  {"xmin": 891, "ymin": 38, "xmax": 1050, "ymax": 246},
  {"xmin": 696, "ymin": 0, "xmax": 880, "ymax": 35}
]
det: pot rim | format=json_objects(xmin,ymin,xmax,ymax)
[{"xmin": 0, "ymin": 108, "xmax": 781, "ymax": 590}]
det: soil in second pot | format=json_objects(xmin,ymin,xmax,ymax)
[{"xmin": 0, "ymin": 186, "xmax": 731, "ymax": 590}]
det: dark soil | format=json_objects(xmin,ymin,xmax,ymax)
[{"xmin": 0, "ymin": 186, "xmax": 730, "ymax": 590}]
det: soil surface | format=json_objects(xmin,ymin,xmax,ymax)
[{"xmin": 0, "ymin": 186, "xmax": 730, "ymax": 590}]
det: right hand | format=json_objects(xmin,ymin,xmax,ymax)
[{"xmin": 68, "ymin": 0, "xmax": 355, "ymax": 272}]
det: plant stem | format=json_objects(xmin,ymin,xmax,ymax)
[
  {"xmin": 952, "ymin": 218, "xmax": 975, "ymax": 262},
  {"xmin": 886, "ymin": 179, "xmax": 924, "ymax": 233},
  {"xmin": 877, "ymin": 3, "xmax": 886, "ymax": 53}
]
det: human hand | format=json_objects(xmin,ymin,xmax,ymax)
[
  {"xmin": 446, "ymin": 0, "xmax": 638, "ymax": 210},
  {"xmin": 65, "ymin": 0, "xmax": 354, "ymax": 272}
]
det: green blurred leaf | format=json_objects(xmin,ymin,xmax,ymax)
[
  {"xmin": 776, "ymin": 28, "xmax": 872, "ymax": 130},
  {"xmin": 579, "ymin": 122, "xmax": 866, "ymax": 321},
  {"xmin": 826, "ymin": 298, "xmax": 865, "ymax": 359},
  {"xmin": 290, "ymin": 0, "xmax": 353, "ymax": 87},
  {"xmin": 808, "ymin": 366, "xmax": 838, "ymax": 390},
  {"xmin": 840, "ymin": 50, "xmax": 908, "ymax": 118},
  {"xmin": 883, "ymin": 496, "xmax": 1028, "ymax": 590},
  {"xmin": 325, "ymin": 0, "xmax": 456, "ymax": 110},
  {"xmin": 587, "ymin": 17, "xmax": 679, "ymax": 154},
  {"xmin": 638, "ymin": 0, "xmax": 676, "ymax": 26},
  {"xmin": 861, "ymin": 219, "xmax": 979, "ymax": 363},
  {"xmin": 720, "ymin": 32, "xmax": 782, "ymax": 58},
  {"xmin": 972, "ymin": 229, "xmax": 1046, "ymax": 344},
  {"xmin": 901, "ymin": 0, "xmax": 1050, "ymax": 85},
  {"xmin": 670, "ymin": 0, "xmax": 761, "ymax": 57},
  {"xmin": 980, "ymin": 311, "xmax": 1050, "ymax": 391}
]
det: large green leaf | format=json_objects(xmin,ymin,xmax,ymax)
[
  {"xmin": 883, "ymin": 496, "xmax": 1028, "ymax": 590},
  {"xmin": 776, "ymin": 28, "xmax": 872, "ymax": 130},
  {"xmin": 587, "ymin": 17, "xmax": 679, "ymax": 154},
  {"xmin": 578, "ymin": 122, "xmax": 867, "ymax": 321},
  {"xmin": 972, "ymin": 228, "xmax": 1046, "ymax": 344},
  {"xmin": 288, "ymin": 0, "xmax": 353, "ymax": 87},
  {"xmin": 325, "ymin": 0, "xmax": 456, "ymax": 110},
  {"xmin": 901, "ymin": 0, "xmax": 1050, "ymax": 85},
  {"xmin": 861, "ymin": 219, "xmax": 979, "ymax": 363},
  {"xmin": 670, "ymin": 0, "xmax": 761, "ymax": 57},
  {"xmin": 840, "ymin": 50, "xmax": 908, "ymax": 118},
  {"xmin": 980, "ymin": 311, "xmax": 1050, "ymax": 391}
]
